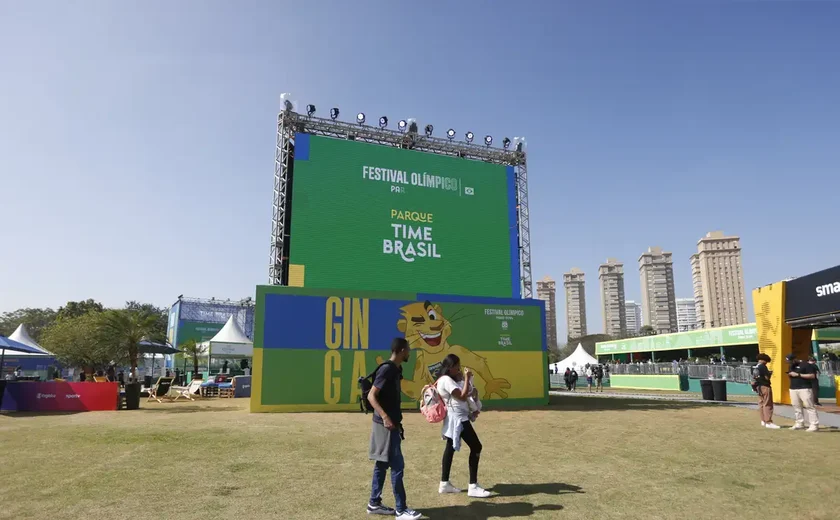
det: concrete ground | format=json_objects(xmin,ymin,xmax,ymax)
[{"xmin": 549, "ymin": 390, "xmax": 840, "ymax": 428}]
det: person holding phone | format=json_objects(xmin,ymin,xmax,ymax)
[{"xmin": 435, "ymin": 354, "xmax": 491, "ymax": 498}]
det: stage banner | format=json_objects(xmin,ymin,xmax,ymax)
[
  {"xmin": 1, "ymin": 382, "xmax": 119, "ymax": 412},
  {"xmin": 250, "ymin": 286, "xmax": 548, "ymax": 412}
]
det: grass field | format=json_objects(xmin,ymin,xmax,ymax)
[{"xmin": 1, "ymin": 395, "xmax": 838, "ymax": 520}]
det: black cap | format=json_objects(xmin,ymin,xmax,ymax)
[
  {"xmin": 808, "ymin": 356, "xmax": 817, "ymax": 362},
  {"xmin": 785, "ymin": 353, "xmax": 797, "ymax": 361}
]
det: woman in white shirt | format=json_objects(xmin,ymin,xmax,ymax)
[{"xmin": 435, "ymin": 354, "xmax": 490, "ymax": 498}]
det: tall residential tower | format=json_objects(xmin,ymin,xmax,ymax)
[
  {"xmin": 563, "ymin": 268, "xmax": 588, "ymax": 340},
  {"xmin": 599, "ymin": 259, "xmax": 627, "ymax": 337},
  {"xmin": 639, "ymin": 246, "xmax": 678, "ymax": 334},
  {"xmin": 536, "ymin": 276, "xmax": 558, "ymax": 349},
  {"xmin": 691, "ymin": 231, "xmax": 748, "ymax": 328}
]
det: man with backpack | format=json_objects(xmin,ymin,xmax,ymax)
[{"xmin": 365, "ymin": 338, "xmax": 422, "ymax": 520}]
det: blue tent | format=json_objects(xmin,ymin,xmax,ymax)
[
  {"xmin": 1, "ymin": 336, "xmax": 47, "ymax": 377},
  {"xmin": 0, "ymin": 336, "xmax": 44, "ymax": 354}
]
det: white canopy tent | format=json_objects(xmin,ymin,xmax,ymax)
[
  {"xmin": 199, "ymin": 315, "xmax": 253, "ymax": 359},
  {"xmin": 8, "ymin": 324, "xmax": 53, "ymax": 356},
  {"xmin": 551, "ymin": 343, "xmax": 599, "ymax": 374}
]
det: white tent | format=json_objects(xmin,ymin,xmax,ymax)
[
  {"xmin": 199, "ymin": 316, "xmax": 253, "ymax": 358},
  {"xmin": 551, "ymin": 343, "xmax": 599, "ymax": 374},
  {"xmin": 8, "ymin": 324, "xmax": 53, "ymax": 356}
]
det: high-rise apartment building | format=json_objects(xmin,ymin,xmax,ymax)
[
  {"xmin": 691, "ymin": 231, "xmax": 748, "ymax": 328},
  {"xmin": 536, "ymin": 276, "xmax": 558, "ymax": 349},
  {"xmin": 563, "ymin": 268, "xmax": 587, "ymax": 340},
  {"xmin": 599, "ymin": 259, "xmax": 626, "ymax": 337},
  {"xmin": 676, "ymin": 298, "xmax": 698, "ymax": 332},
  {"xmin": 639, "ymin": 246, "xmax": 678, "ymax": 334},
  {"xmin": 625, "ymin": 300, "xmax": 642, "ymax": 334}
]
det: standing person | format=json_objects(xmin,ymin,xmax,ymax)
[
  {"xmin": 594, "ymin": 364, "xmax": 604, "ymax": 392},
  {"xmin": 752, "ymin": 354, "xmax": 780, "ymax": 429},
  {"xmin": 807, "ymin": 357, "xmax": 822, "ymax": 406},
  {"xmin": 366, "ymin": 338, "xmax": 421, "ymax": 520},
  {"xmin": 786, "ymin": 354, "xmax": 819, "ymax": 432},
  {"xmin": 436, "ymin": 354, "xmax": 491, "ymax": 499},
  {"xmin": 585, "ymin": 365, "xmax": 594, "ymax": 392},
  {"xmin": 570, "ymin": 369, "xmax": 578, "ymax": 391},
  {"xmin": 563, "ymin": 368, "xmax": 571, "ymax": 391}
]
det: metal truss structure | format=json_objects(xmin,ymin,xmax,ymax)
[
  {"xmin": 176, "ymin": 297, "xmax": 256, "ymax": 339},
  {"xmin": 269, "ymin": 109, "xmax": 534, "ymax": 298}
]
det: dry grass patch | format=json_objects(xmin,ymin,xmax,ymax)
[{"xmin": 1, "ymin": 396, "xmax": 837, "ymax": 520}]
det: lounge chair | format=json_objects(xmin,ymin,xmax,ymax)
[
  {"xmin": 147, "ymin": 376, "xmax": 175, "ymax": 403},
  {"xmin": 171, "ymin": 379, "xmax": 203, "ymax": 401}
]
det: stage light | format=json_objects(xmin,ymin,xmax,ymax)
[
  {"xmin": 465, "ymin": 131, "xmax": 474, "ymax": 143},
  {"xmin": 398, "ymin": 120, "xmax": 407, "ymax": 132},
  {"xmin": 357, "ymin": 112, "xmax": 366, "ymax": 125},
  {"xmin": 514, "ymin": 136, "xmax": 526, "ymax": 153},
  {"xmin": 306, "ymin": 104, "xmax": 316, "ymax": 117},
  {"xmin": 379, "ymin": 116, "xmax": 388, "ymax": 128},
  {"xmin": 503, "ymin": 137, "xmax": 511, "ymax": 149},
  {"xmin": 425, "ymin": 124, "xmax": 434, "ymax": 137},
  {"xmin": 407, "ymin": 119, "xmax": 418, "ymax": 134},
  {"xmin": 330, "ymin": 108, "xmax": 340, "ymax": 120},
  {"xmin": 484, "ymin": 135, "xmax": 493, "ymax": 147},
  {"xmin": 447, "ymin": 129, "xmax": 456, "ymax": 140}
]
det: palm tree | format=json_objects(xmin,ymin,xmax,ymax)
[
  {"xmin": 179, "ymin": 338, "xmax": 206, "ymax": 376},
  {"xmin": 100, "ymin": 309, "xmax": 160, "ymax": 383}
]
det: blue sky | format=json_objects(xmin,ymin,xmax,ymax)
[{"xmin": 1, "ymin": 1, "xmax": 838, "ymax": 341}]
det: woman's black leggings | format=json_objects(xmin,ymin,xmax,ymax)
[{"xmin": 441, "ymin": 421, "xmax": 482, "ymax": 484}]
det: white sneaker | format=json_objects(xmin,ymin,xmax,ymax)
[
  {"xmin": 439, "ymin": 481, "xmax": 461, "ymax": 494},
  {"xmin": 806, "ymin": 425, "xmax": 819, "ymax": 432},
  {"xmin": 791, "ymin": 424, "xmax": 805, "ymax": 430},
  {"xmin": 396, "ymin": 509, "xmax": 422, "ymax": 520},
  {"xmin": 468, "ymin": 484, "xmax": 491, "ymax": 498},
  {"xmin": 761, "ymin": 421, "xmax": 766, "ymax": 426},
  {"xmin": 765, "ymin": 423, "xmax": 781, "ymax": 429}
]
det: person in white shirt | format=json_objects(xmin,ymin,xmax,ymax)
[{"xmin": 435, "ymin": 354, "xmax": 491, "ymax": 498}]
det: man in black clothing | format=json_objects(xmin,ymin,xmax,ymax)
[
  {"xmin": 366, "ymin": 338, "xmax": 421, "ymax": 520},
  {"xmin": 786, "ymin": 354, "xmax": 819, "ymax": 432},
  {"xmin": 753, "ymin": 353, "xmax": 779, "ymax": 429},
  {"xmin": 807, "ymin": 357, "xmax": 822, "ymax": 406}
]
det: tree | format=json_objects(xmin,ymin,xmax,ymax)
[
  {"xmin": 178, "ymin": 338, "xmax": 206, "ymax": 375},
  {"xmin": 124, "ymin": 301, "xmax": 168, "ymax": 342},
  {"xmin": 548, "ymin": 343, "xmax": 563, "ymax": 364},
  {"xmin": 56, "ymin": 299, "xmax": 104, "ymax": 320},
  {"xmin": 99, "ymin": 309, "xmax": 161, "ymax": 382},
  {"xmin": 41, "ymin": 313, "xmax": 113, "ymax": 376},
  {"xmin": 0, "ymin": 307, "xmax": 58, "ymax": 341},
  {"xmin": 639, "ymin": 325, "xmax": 656, "ymax": 336}
]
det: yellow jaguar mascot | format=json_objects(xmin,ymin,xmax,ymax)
[{"xmin": 377, "ymin": 300, "xmax": 511, "ymax": 401}]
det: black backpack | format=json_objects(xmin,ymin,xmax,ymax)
[{"xmin": 358, "ymin": 362, "xmax": 390, "ymax": 413}]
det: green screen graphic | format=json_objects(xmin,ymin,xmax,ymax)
[{"xmin": 290, "ymin": 134, "xmax": 517, "ymax": 298}]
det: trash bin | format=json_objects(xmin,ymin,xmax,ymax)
[
  {"xmin": 124, "ymin": 382, "xmax": 141, "ymax": 410},
  {"xmin": 700, "ymin": 379, "xmax": 714, "ymax": 400},
  {"xmin": 711, "ymin": 379, "xmax": 727, "ymax": 402}
]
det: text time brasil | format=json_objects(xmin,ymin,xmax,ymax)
[{"xmin": 323, "ymin": 297, "xmax": 370, "ymax": 405}]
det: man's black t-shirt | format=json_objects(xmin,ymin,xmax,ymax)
[
  {"xmin": 754, "ymin": 363, "xmax": 771, "ymax": 387},
  {"xmin": 789, "ymin": 362, "xmax": 816, "ymax": 390},
  {"xmin": 372, "ymin": 361, "xmax": 403, "ymax": 426}
]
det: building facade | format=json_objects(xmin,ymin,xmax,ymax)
[
  {"xmin": 536, "ymin": 276, "xmax": 558, "ymax": 349},
  {"xmin": 625, "ymin": 300, "xmax": 643, "ymax": 334},
  {"xmin": 691, "ymin": 231, "xmax": 748, "ymax": 329},
  {"xmin": 563, "ymin": 268, "xmax": 588, "ymax": 340},
  {"xmin": 599, "ymin": 259, "xmax": 627, "ymax": 338},
  {"xmin": 676, "ymin": 297, "xmax": 698, "ymax": 332},
  {"xmin": 639, "ymin": 246, "xmax": 678, "ymax": 334}
]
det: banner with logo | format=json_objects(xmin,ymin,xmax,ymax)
[
  {"xmin": 251, "ymin": 286, "xmax": 547, "ymax": 412},
  {"xmin": 1, "ymin": 382, "xmax": 118, "ymax": 412}
]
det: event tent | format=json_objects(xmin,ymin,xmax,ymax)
[
  {"xmin": 8, "ymin": 324, "xmax": 52, "ymax": 355},
  {"xmin": 551, "ymin": 343, "xmax": 599, "ymax": 374},
  {"xmin": 199, "ymin": 316, "xmax": 253, "ymax": 358}
]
